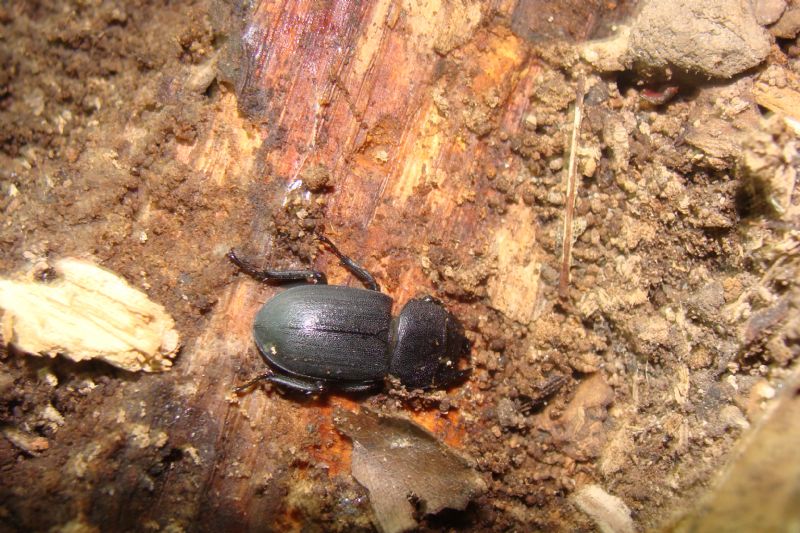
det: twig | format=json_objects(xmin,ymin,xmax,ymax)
[{"xmin": 558, "ymin": 76, "xmax": 586, "ymax": 300}]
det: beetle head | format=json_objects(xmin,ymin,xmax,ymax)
[{"xmin": 390, "ymin": 296, "xmax": 471, "ymax": 390}]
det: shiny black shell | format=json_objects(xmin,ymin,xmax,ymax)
[
  {"xmin": 253, "ymin": 284, "xmax": 393, "ymax": 384},
  {"xmin": 389, "ymin": 298, "xmax": 467, "ymax": 389}
]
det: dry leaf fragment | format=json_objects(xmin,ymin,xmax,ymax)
[
  {"xmin": 0, "ymin": 258, "xmax": 180, "ymax": 372},
  {"xmin": 334, "ymin": 408, "xmax": 486, "ymax": 533}
]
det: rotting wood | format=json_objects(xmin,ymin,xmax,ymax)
[
  {"xmin": 3, "ymin": 1, "xmax": 799, "ymax": 531},
  {"xmin": 174, "ymin": 2, "xmax": 569, "ymax": 527},
  {"xmin": 172, "ymin": 2, "xmax": 549, "ymax": 528},
  {"xmin": 0, "ymin": 1, "xmax": 631, "ymax": 531}
]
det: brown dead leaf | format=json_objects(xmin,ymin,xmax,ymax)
[{"xmin": 334, "ymin": 408, "xmax": 486, "ymax": 533}]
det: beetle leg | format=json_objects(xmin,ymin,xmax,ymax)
[
  {"xmin": 234, "ymin": 371, "xmax": 330, "ymax": 396},
  {"xmin": 315, "ymin": 234, "xmax": 380, "ymax": 291},
  {"xmin": 234, "ymin": 372, "xmax": 273, "ymax": 394},
  {"xmin": 237, "ymin": 372, "xmax": 380, "ymax": 396},
  {"xmin": 227, "ymin": 249, "xmax": 328, "ymax": 285},
  {"xmin": 263, "ymin": 373, "xmax": 328, "ymax": 395},
  {"xmin": 335, "ymin": 381, "xmax": 384, "ymax": 393}
]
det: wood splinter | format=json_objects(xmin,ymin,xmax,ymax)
[{"xmin": 558, "ymin": 75, "xmax": 586, "ymax": 300}]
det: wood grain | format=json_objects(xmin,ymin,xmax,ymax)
[{"xmin": 152, "ymin": 0, "xmax": 605, "ymax": 528}]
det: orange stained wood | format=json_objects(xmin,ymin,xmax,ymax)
[
  {"xmin": 304, "ymin": 397, "xmax": 357, "ymax": 478},
  {"xmin": 170, "ymin": 1, "xmax": 543, "ymax": 527},
  {"xmin": 412, "ymin": 407, "xmax": 467, "ymax": 448},
  {"xmin": 302, "ymin": 398, "xmax": 467, "ymax": 479}
]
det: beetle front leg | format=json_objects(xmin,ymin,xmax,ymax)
[
  {"xmin": 227, "ymin": 250, "xmax": 327, "ymax": 285},
  {"xmin": 234, "ymin": 371, "xmax": 329, "ymax": 396}
]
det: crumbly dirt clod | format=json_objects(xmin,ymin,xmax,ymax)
[
  {"xmin": 301, "ymin": 164, "xmax": 332, "ymax": 193},
  {"xmin": 583, "ymin": 0, "xmax": 772, "ymax": 80}
]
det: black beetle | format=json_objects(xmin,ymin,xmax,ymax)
[{"xmin": 228, "ymin": 234, "xmax": 471, "ymax": 394}]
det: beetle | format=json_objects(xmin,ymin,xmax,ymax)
[{"xmin": 227, "ymin": 234, "xmax": 471, "ymax": 394}]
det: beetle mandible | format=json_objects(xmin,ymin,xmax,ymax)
[{"xmin": 228, "ymin": 234, "xmax": 471, "ymax": 394}]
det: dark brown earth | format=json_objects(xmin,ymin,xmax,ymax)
[{"xmin": 1, "ymin": 1, "xmax": 798, "ymax": 532}]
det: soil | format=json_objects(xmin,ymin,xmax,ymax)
[{"xmin": 1, "ymin": 1, "xmax": 799, "ymax": 532}]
